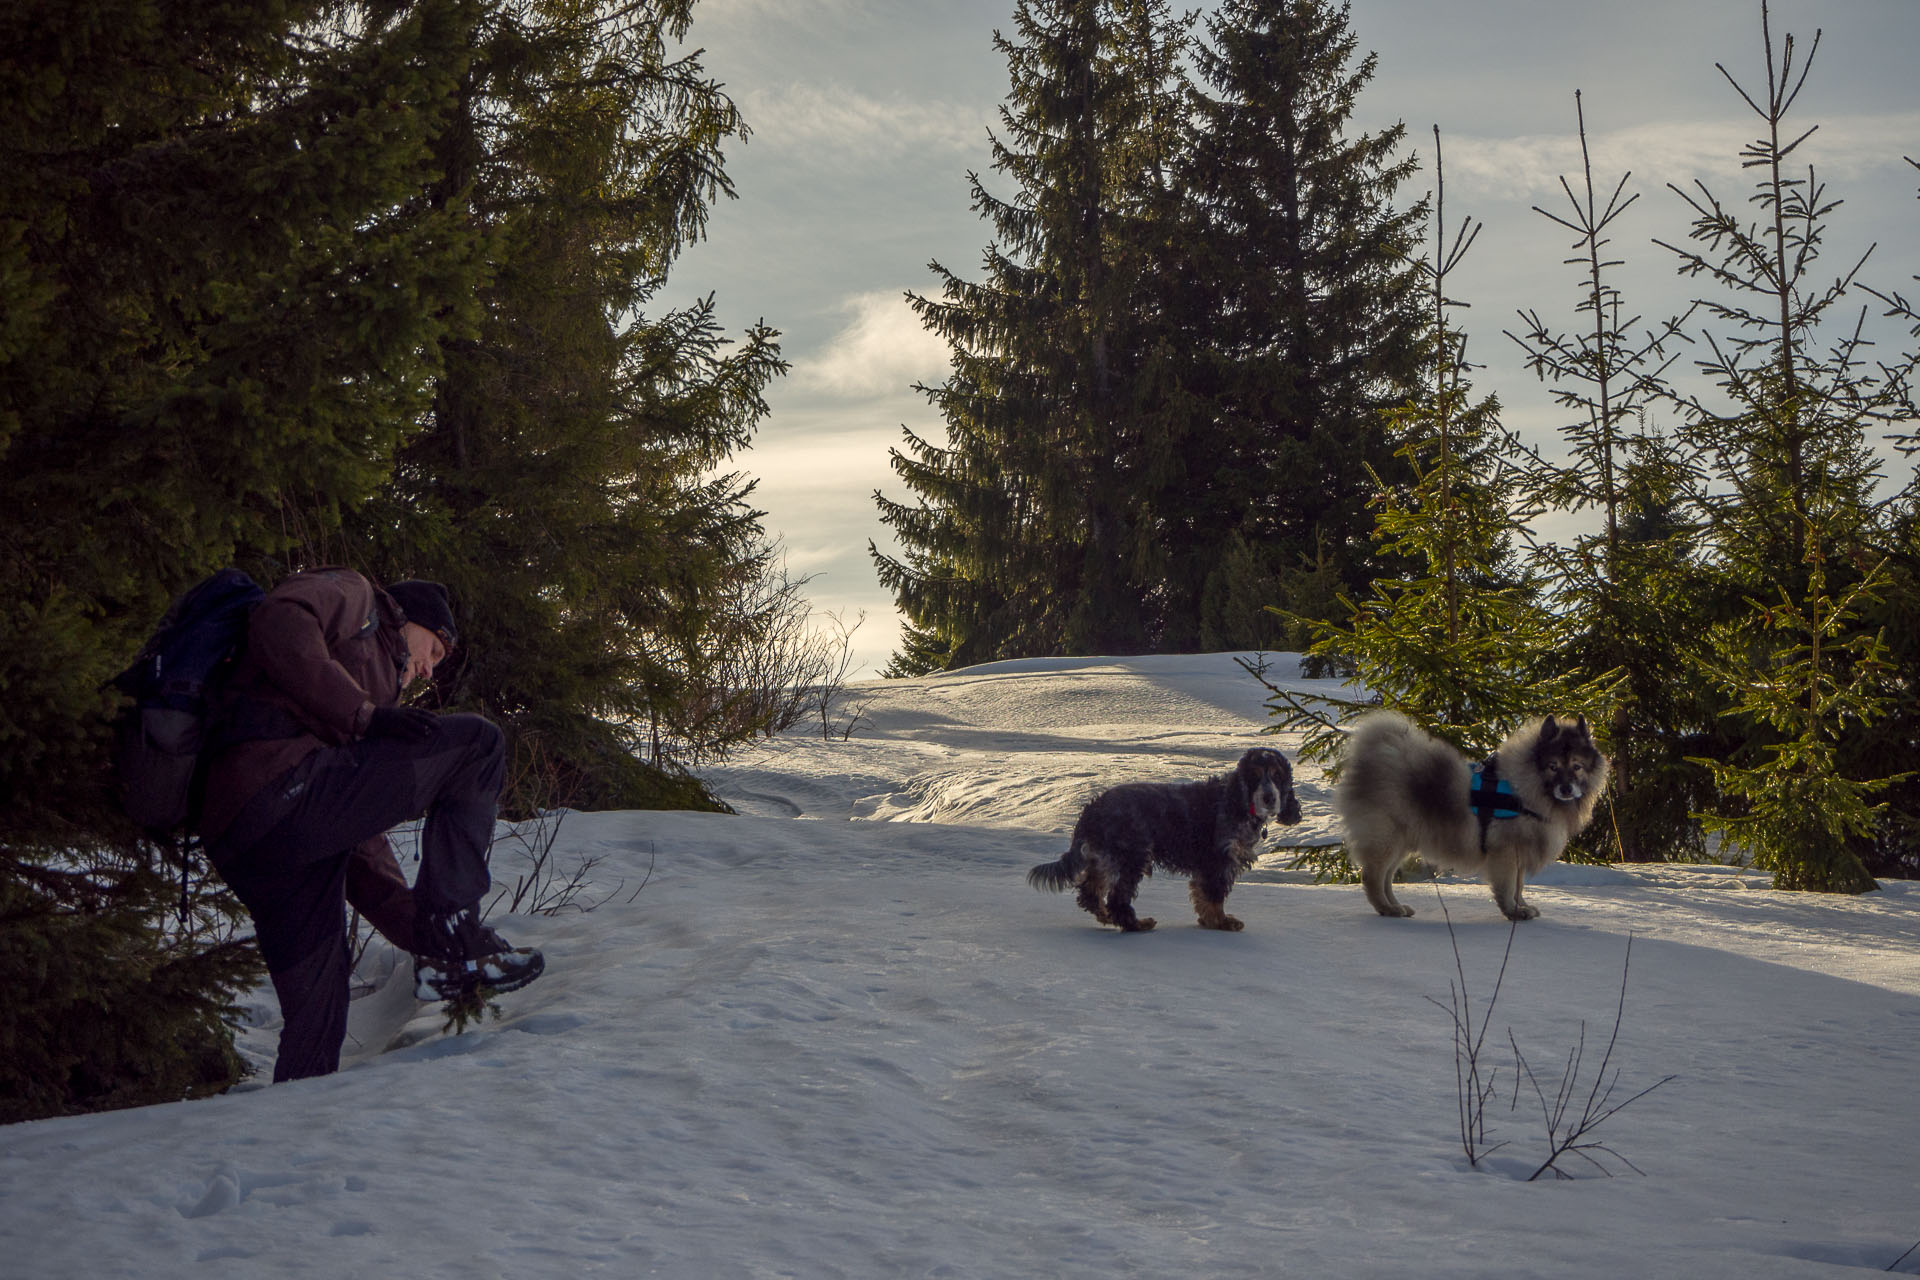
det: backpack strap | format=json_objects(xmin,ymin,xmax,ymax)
[{"xmin": 1469, "ymin": 755, "xmax": 1542, "ymax": 852}]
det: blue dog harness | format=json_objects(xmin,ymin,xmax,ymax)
[{"xmin": 1469, "ymin": 756, "xmax": 1541, "ymax": 851}]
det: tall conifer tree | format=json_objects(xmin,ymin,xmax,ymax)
[
  {"xmin": 1506, "ymin": 94, "xmax": 1715, "ymax": 862},
  {"xmin": 874, "ymin": 0, "xmax": 1191, "ymax": 670},
  {"xmin": 1858, "ymin": 156, "xmax": 1920, "ymax": 879},
  {"xmin": 1173, "ymin": 0, "xmax": 1425, "ymax": 649},
  {"xmin": 1, "ymin": 0, "xmax": 480, "ymax": 835},
  {"xmin": 1258, "ymin": 134, "xmax": 1606, "ymax": 769},
  {"xmin": 1657, "ymin": 5, "xmax": 1914, "ymax": 892},
  {"xmin": 876, "ymin": 0, "xmax": 1424, "ymax": 670},
  {"xmin": 346, "ymin": 0, "xmax": 786, "ymax": 808},
  {"xmin": 0, "ymin": 0, "xmax": 483, "ymax": 1117}
]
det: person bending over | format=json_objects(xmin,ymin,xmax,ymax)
[{"xmin": 200, "ymin": 568, "xmax": 542, "ymax": 1082}]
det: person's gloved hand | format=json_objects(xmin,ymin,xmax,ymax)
[{"xmin": 366, "ymin": 705, "xmax": 438, "ymax": 741}]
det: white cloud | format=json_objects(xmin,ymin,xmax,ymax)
[
  {"xmin": 743, "ymin": 424, "xmax": 901, "ymax": 491},
  {"xmin": 794, "ymin": 290, "xmax": 953, "ymax": 399},
  {"xmin": 1442, "ymin": 112, "xmax": 1920, "ymax": 203},
  {"xmin": 692, "ymin": 0, "xmax": 866, "ymax": 21},
  {"xmin": 739, "ymin": 82, "xmax": 988, "ymax": 157}
]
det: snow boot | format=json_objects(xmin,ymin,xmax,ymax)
[{"xmin": 412, "ymin": 907, "xmax": 545, "ymax": 1001}]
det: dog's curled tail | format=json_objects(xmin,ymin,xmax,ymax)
[{"xmin": 1027, "ymin": 845, "xmax": 1083, "ymax": 892}]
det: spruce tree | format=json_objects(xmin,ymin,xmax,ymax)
[
  {"xmin": 1854, "ymin": 155, "xmax": 1920, "ymax": 879},
  {"xmin": 345, "ymin": 0, "xmax": 786, "ymax": 810},
  {"xmin": 1869, "ymin": 484, "xmax": 1920, "ymax": 878},
  {"xmin": 1258, "ymin": 132, "xmax": 1609, "ymax": 773},
  {"xmin": 0, "ymin": 0, "xmax": 482, "ymax": 1117},
  {"xmin": 1170, "ymin": 0, "xmax": 1426, "ymax": 647},
  {"xmin": 1693, "ymin": 532, "xmax": 1905, "ymax": 892},
  {"xmin": 1505, "ymin": 93, "xmax": 1716, "ymax": 862},
  {"xmin": 1656, "ymin": 4, "xmax": 1914, "ymax": 892},
  {"xmin": 0, "ymin": 0, "xmax": 479, "ymax": 836},
  {"xmin": 874, "ymin": 0, "xmax": 1192, "ymax": 669}
]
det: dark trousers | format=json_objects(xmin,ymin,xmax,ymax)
[{"xmin": 211, "ymin": 714, "xmax": 507, "ymax": 1082}]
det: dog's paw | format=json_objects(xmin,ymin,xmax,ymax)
[
  {"xmin": 1203, "ymin": 914, "xmax": 1244, "ymax": 932},
  {"xmin": 1375, "ymin": 902, "xmax": 1415, "ymax": 918},
  {"xmin": 1121, "ymin": 916, "xmax": 1157, "ymax": 932},
  {"xmin": 1502, "ymin": 903, "xmax": 1541, "ymax": 922}
]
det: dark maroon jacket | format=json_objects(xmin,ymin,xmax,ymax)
[{"xmin": 200, "ymin": 568, "xmax": 410, "ymax": 845}]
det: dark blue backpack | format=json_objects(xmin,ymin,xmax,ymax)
[{"xmin": 111, "ymin": 569, "xmax": 266, "ymax": 835}]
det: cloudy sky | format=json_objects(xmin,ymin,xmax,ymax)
[{"xmin": 659, "ymin": 0, "xmax": 1920, "ymax": 677}]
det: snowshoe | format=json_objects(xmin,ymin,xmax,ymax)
[
  {"xmin": 411, "ymin": 906, "xmax": 545, "ymax": 1000},
  {"xmin": 413, "ymin": 945, "xmax": 545, "ymax": 1002}
]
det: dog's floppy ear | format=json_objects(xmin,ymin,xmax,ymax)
[
  {"xmin": 1277, "ymin": 752, "xmax": 1303, "ymax": 823},
  {"xmin": 1229, "ymin": 752, "xmax": 1260, "ymax": 801}
]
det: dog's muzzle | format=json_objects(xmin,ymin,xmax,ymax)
[
  {"xmin": 1254, "ymin": 784, "xmax": 1303, "ymax": 825},
  {"xmin": 1553, "ymin": 781, "xmax": 1585, "ymax": 803}
]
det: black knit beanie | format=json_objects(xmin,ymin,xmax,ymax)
[{"xmin": 387, "ymin": 580, "xmax": 458, "ymax": 649}]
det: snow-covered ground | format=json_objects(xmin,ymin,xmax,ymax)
[{"xmin": 4, "ymin": 653, "xmax": 1918, "ymax": 1277}]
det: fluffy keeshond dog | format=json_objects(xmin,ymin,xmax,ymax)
[{"xmin": 1334, "ymin": 711, "xmax": 1609, "ymax": 921}]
